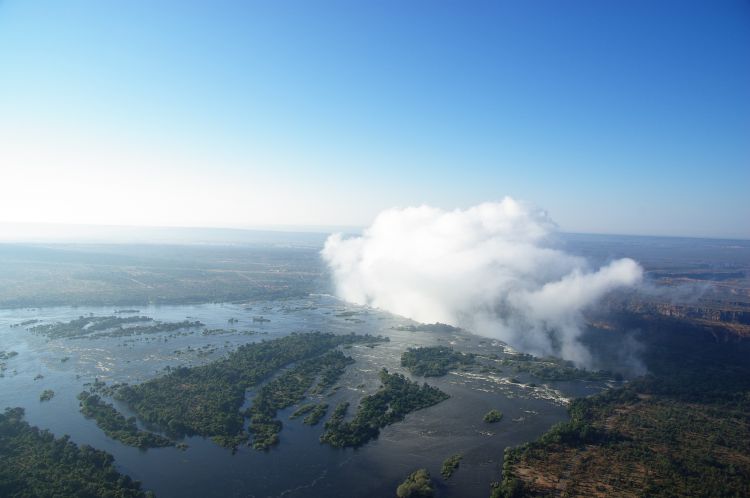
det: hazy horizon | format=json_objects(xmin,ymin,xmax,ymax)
[{"xmin": 2, "ymin": 219, "xmax": 748, "ymax": 246}]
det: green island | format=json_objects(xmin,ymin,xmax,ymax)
[
  {"xmin": 493, "ymin": 322, "xmax": 750, "ymax": 498},
  {"xmin": 0, "ymin": 350, "xmax": 18, "ymax": 375},
  {"xmin": 39, "ymin": 389, "xmax": 55, "ymax": 402},
  {"xmin": 202, "ymin": 328, "xmax": 261, "ymax": 337},
  {"xmin": 441, "ymin": 453, "xmax": 462, "ymax": 480},
  {"xmin": 78, "ymin": 391, "xmax": 174, "ymax": 449},
  {"xmin": 0, "ymin": 407, "xmax": 154, "ymax": 497},
  {"xmin": 115, "ymin": 332, "xmax": 385, "ymax": 448},
  {"xmin": 392, "ymin": 322, "xmax": 462, "ymax": 333},
  {"xmin": 398, "ymin": 343, "xmax": 604, "ymax": 386},
  {"xmin": 290, "ymin": 402, "xmax": 329, "ymax": 425},
  {"xmin": 483, "ymin": 352, "xmax": 616, "ymax": 382},
  {"xmin": 246, "ymin": 350, "xmax": 354, "ymax": 450},
  {"xmin": 29, "ymin": 315, "xmax": 204, "ymax": 340},
  {"xmin": 483, "ymin": 409, "xmax": 503, "ymax": 423},
  {"xmin": 320, "ymin": 369, "xmax": 449, "ymax": 448},
  {"xmin": 396, "ymin": 468, "xmax": 434, "ymax": 498},
  {"xmin": 87, "ymin": 378, "xmax": 129, "ymax": 397},
  {"xmin": 323, "ymin": 401, "xmax": 349, "ymax": 431},
  {"xmin": 289, "ymin": 402, "xmax": 316, "ymax": 419},
  {"xmin": 302, "ymin": 403, "xmax": 328, "ymax": 425},
  {"xmin": 401, "ymin": 345, "xmax": 475, "ymax": 377}
]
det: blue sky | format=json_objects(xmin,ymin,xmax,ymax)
[{"xmin": 1, "ymin": 1, "xmax": 748, "ymax": 238}]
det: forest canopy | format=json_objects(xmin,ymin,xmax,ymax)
[{"xmin": 0, "ymin": 407, "xmax": 154, "ymax": 498}]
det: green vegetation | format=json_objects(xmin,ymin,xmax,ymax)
[
  {"xmin": 303, "ymin": 403, "xmax": 328, "ymax": 425},
  {"xmin": 398, "ymin": 344, "xmax": 609, "ymax": 384},
  {"xmin": 320, "ymin": 369, "xmax": 449, "ymax": 448},
  {"xmin": 78, "ymin": 391, "xmax": 173, "ymax": 449},
  {"xmin": 290, "ymin": 402, "xmax": 329, "ymax": 425},
  {"xmin": 493, "ymin": 320, "xmax": 750, "ymax": 498},
  {"xmin": 39, "ymin": 389, "xmax": 55, "ymax": 402},
  {"xmin": 246, "ymin": 350, "xmax": 354, "ymax": 450},
  {"xmin": 0, "ymin": 407, "xmax": 154, "ymax": 497},
  {"xmin": 0, "ymin": 350, "xmax": 18, "ymax": 375},
  {"xmin": 116, "ymin": 332, "xmax": 383, "ymax": 448},
  {"xmin": 31, "ymin": 316, "xmax": 151, "ymax": 338},
  {"xmin": 486, "ymin": 352, "xmax": 615, "ymax": 381},
  {"xmin": 324, "ymin": 401, "xmax": 349, "ymax": 429},
  {"xmin": 396, "ymin": 468, "xmax": 434, "ymax": 498},
  {"xmin": 483, "ymin": 409, "xmax": 503, "ymax": 423},
  {"xmin": 202, "ymin": 328, "xmax": 260, "ymax": 337},
  {"xmin": 334, "ymin": 310, "xmax": 359, "ymax": 317},
  {"xmin": 401, "ymin": 345, "xmax": 475, "ymax": 377},
  {"xmin": 494, "ymin": 388, "xmax": 750, "ymax": 497},
  {"xmin": 289, "ymin": 403, "xmax": 316, "ymax": 419},
  {"xmin": 29, "ymin": 315, "xmax": 204, "ymax": 340},
  {"xmin": 441, "ymin": 454, "xmax": 462, "ymax": 480},
  {"xmin": 87, "ymin": 378, "xmax": 128, "ymax": 397},
  {"xmin": 393, "ymin": 322, "xmax": 462, "ymax": 333}
]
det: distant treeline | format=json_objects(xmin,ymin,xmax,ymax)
[{"xmin": 0, "ymin": 243, "xmax": 326, "ymax": 309}]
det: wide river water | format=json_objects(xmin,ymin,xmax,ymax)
[{"xmin": 0, "ymin": 295, "xmax": 608, "ymax": 498}]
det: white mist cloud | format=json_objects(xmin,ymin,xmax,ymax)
[{"xmin": 321, "ymin": 198, "xmax": 643, "ymax": 365}]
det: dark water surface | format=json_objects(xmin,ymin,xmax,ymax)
[{"xmin": 0, "ymin": 295, "xmax": 606, "ymax": 497}]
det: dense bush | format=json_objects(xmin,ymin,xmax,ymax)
[
  {"xmin": 320, "ymin": 369, "xmax": 449, "ymax": 448},
  {"xmin": 401, "ymin": 346, "xmax": 475, "ymax": 377},
  {"xmin": 78, "ymin": 391, "xmax": 173, "ymax": 449},
  {"xmin": 246, "ymin": 351, "xmax": 353, "ymax": 450},
  {"xmin": 493, "ymin": 322, "xmax": 750, "ymax": 497},
  {"xmin": 441, "ymin": 454, "xmax": 462, "ymax": 479},
  {"xmin": 0, "ymin": 407, "xmax": 154, "ymax": 497},
  {"xmin": 116, "ymin": 332, "xmax": 383, "ymax": 447},
  {"xmin": 396, "ymin": 468, "xmax": 433, "ymax": 498}
]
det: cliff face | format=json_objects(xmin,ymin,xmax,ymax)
[
  {"xmin": 590, "ymin": 295, "xmax": 750, "ymax": 339},
  {"xmin": 625, "ymin": 302, "xmax": 750, "ymax": 325},
  {"xmin": 624, "ymin": 265, "xmax": 750, "ymax": 329}
]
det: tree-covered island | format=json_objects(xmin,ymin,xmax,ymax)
[
  {"xmin": 78, "ymin": 391, "xmax": 173, "ymax": 449},
  {"xmin": 320, "ymin": 369, "xmax": 449, "ymax": 448},
  {"xmin": 246, "ymin": 350, "xmax": 354, "ymax": 450},
  {"xmin": 0, "ymin": 407, "xmax": 155, "ymax": 497},
  {"xmin": 396, "ymin": 468, "xmax": 434, "ymax": 498},
  {"xmin": 114, "ymin": 332, "xmax": 386, "ymax": 448},
  {"xmin": 29, "ymin": 315, "xmax": 204, "ymax": 340},
  {"xmin": 441, "ymin": 453, "xmax": 462, "ymax": 479},
  {"xmin": 401, "ymin": 345, "xmax": 475, "ymax": 377},
  {"xmin": 291, "ymin": 402, "xmax": 329, "ymax": 425},
  {"xmin": 483, "ymin": 409, "xmax": 503, "ymax": 423}
]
